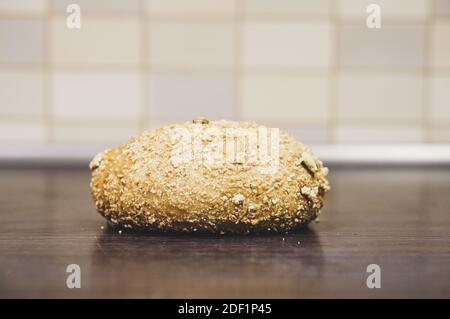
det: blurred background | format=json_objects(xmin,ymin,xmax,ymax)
[{"xmin": 0, "ymin": 0, "xmax": 450, "ymax": 162}]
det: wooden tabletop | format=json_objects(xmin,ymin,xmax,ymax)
[{"xmin": 0, "ymin": 166, "xmax": 449, "ymax": 298}]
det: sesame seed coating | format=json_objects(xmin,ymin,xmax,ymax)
[{"xmin": 90, "ymin": 120, "xmax": 330, "ymax": 234}]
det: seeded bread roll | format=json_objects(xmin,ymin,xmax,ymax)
[{"xmin": 90, "ymin": 119, "xmax": 330, "ymax": 234}]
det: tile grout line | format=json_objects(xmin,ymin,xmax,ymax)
[
  {"xmin": 4, "ymin": 62, "xmax": 450, "ymax": 74},
  {"xmin": 44, "ymin": 0, "xmax": 53, "ymax": 144},
  {"xmin": 234, "ymin": 0, "xmax": 244, "ymax": 121},
  {"xmin": 0, "ymin": 115, "xmax": 433, "ymax": 127},
  {"xmin": 2, "ymin": 12, "xmax": 442, "ymax": 23},
  {"xmin": 422, "ymin": 0, "xmax": 435, "ymax": 143},
  {"xmin": 139, "ymin": 0, "xmax": 150, "ymax": 131},
  {"xmin": 328, "ymin": 0, "xmax": 340, "ymax": 143}
]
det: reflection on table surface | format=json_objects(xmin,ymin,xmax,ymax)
[{"xmin": 0, "ymin": 166, "xmax": 449, "ymax": 298}]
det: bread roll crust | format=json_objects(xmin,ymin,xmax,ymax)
[{"xmin": 90, "ymin": 120, "xmax": 330, "ymax": 234}]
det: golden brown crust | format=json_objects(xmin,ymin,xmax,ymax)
[{"xmin": 90, "ymin": 120, "xmax": 330, "ymax": 234}]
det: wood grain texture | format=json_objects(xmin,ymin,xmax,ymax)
[{"xmin": 0, "ymin": 166, "xmax": 449, "ymax": 298}]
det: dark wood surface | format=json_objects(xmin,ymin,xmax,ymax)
[{"xmin": 0, "ymin": 166, "xmax": 449, "ymax": 298}]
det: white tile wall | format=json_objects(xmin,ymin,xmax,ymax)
[
  {"xmin": 244, "ymin": 0, "xmax": 331, "ymax": 16},
  {"xmin": 51, "ymin": 17, "xmax": 140, "ymax": 66},
  {"xmin": 52, "ymin": 71, "xmax": 141, "ymax": 121},
  {"xmin": 53, "ymin": 124, "xmax": 138, "ymax": 144},
  {"xmin": 243, "ymin": 23, "xmax": 332, "ymax": 69},
  {"xmin": 337, "ymin": 124, "xmax": 424, "ymax": 143},
  {"xmin": 0, "ymin": 18, "xmax": 45, "ymax": 64},
  {"xmin": 0, "ymin": 0, "xmax": 449, "ymax": 146},
  {"xmin": 430, "ymin": 75, "xmax": 450, "ymax": 122},
  {"xmin": 0, "ymin": 121, "xmax": 46, "ymax": 143},
  {"xmin": 338, "ymin": 0, "xmax": 429, "ymax": 19},
  {"xmin": 431, "ymin": 127, "xmax": 450, "ymax": 142},
  {"xmin": 149, "ymin": 73, "xmax": 234, "ymax": 119},
  {"xmin": 339, "ymin": 24, "xmax": 426, "ymax": 68},
  {"xmin": 430, "ymin": 21, "xmax": 450, "ymax": 69},
  {"xmin": 338, "ymin": 73, "xmax": 423, "ymax": 121},
  {"xmin": 0, "ymin": 70, "xmax": 45, "ymax": 117},
  {"xmin": 147, "ymin": 0, "xmax": 237, "ymax": 15},
  {"xmin": 0, "ymin": 0, "xmax": 47, "ymax": 15},
  {"xmin": 149, "ymin": 22, "xmax": 235, "ymax": 69},
  {"xmin": 283, "ymin": 125, "xmax": 329, "ymax": 144},
  {"xmin": 51, "ymin": 0, "xmax": 140, "ymax": 14},
  {"xmin": 241, "ymin": 74, "xmax": 330, "ymax": 123},
  {"xmin": 435, "ymin": 0, "xmax": 450, "ymax": 17}
]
